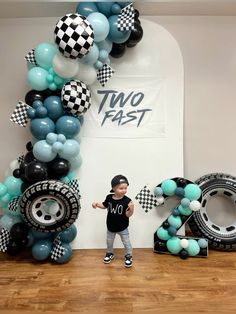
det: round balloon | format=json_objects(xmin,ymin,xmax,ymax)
[
  {"xmin": 87, "ymin": 12, "xmax": 110, "ymax": 43},
  {"xmin": 56, "ymin": 115, "xmax": 81, "ymax": 138}
]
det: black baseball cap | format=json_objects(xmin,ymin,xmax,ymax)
[{"xmin": 110, "ymin": 175, "xmax": 129, "ymax": 192}]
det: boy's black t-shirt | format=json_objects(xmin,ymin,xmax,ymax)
[{"xmin": 102, "ymin": 194, "xmax": 131, "ymax": 232}]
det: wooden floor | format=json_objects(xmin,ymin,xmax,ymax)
[{"xmin": 0, "ymin": 249, "xmax": 236, "ymax": 313}]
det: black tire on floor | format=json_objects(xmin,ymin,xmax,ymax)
[
  {"xmin": 188, "ymin": 173, "xmax": 236, "ymax": 251},
  {"xmin": 20, "ymin": 180, "xmax": 80, "ymax": 233}
]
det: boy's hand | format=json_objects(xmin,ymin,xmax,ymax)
[
  {"xmin": 92, "ymin": 202, "xmax": 97, "ymax": 208},
  {"xmin": 127, "ymin": 201, "xmax": 134, "ymax": 211}
]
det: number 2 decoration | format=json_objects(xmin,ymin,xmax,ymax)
[{"xmin": 135, "ymin": 177, "xmax": 208, "ymax": 259}]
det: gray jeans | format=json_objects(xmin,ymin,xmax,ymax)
[{"xmin": 107, "ymin": 228, "xmax": 132, "ymax": 256}]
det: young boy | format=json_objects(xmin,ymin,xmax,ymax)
[{"xmin": 92, "ymin": 175, "xmax": 134, "ymax": 267}]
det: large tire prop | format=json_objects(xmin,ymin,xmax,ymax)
[
  {"xmin": 20, "ymin": 180, "xmax": 80, "ymax": 233},
  {"xmin": 188, "ymin": 173, "xmax": 236, "ymax": 251}
]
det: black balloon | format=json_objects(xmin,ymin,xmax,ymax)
[
  {"xmin": 7, "ymin": 240, "xmax": 23, "ymax": 255},
  {"xmin": 26, "ymin": 141, "xmax": 33, "ymax": 152},
  {"xmin": 110, "ymin": 43, "xmax": 126, "ymax": 58},
  {"xmin": 25, "ymin": 161, "xmax": 48, "ymax": 183},
  {"xmin": 48, "ymin": 158, "xmax": 70, "ymax": 179},
  {"xmin": 10, "ymin": 223, "xmax": 29, "ymax": 243},
  {"xmin": 126, "ymin": 21, "xmax": 143, "ymax": 47},
  {"xmin": 176, "ymin": 178, "xmax": 187, "ymax": 188},
  {"xmin": 162, "ymin": 221, "xmax": 169, "ymax": 229},
  {"xmin": 25, "ymin": 90, "xmax": 45, "ymax": 106},
  {"xmin": 21, "ymin": 182, "xmax": 32, "ymax": 193},
  {"xmin": 24, "ymin": 151, "xmax": 36, "ymax": 164},
  {"xmin": 179, "ymin": 249, "xmax": 189, "ymax": 260},
  {"xmin": 134, "ymin": 9, "xmax": 140, "ymax": 19},
  {"xmin": 13, "ymin": 168, "xmax": 21, "ymax": 178}
]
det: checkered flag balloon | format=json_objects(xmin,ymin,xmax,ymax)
[
  {"xmin": 117, "ymin": 3, "xmax": 135, "ymax": 32},
  {"xmin": 97, "ymin": 64, "xmax": 115, "ymax": 87},
  {"xmin": 24, "ymin": 48, "xmax": 37, "ymax": 65},
  {"xmin": 68, "ymin": 179, "xmax": 81, "ymax": 198},
  {"xmin": 61, "ymin": 80, "xmax": 91, "ymax": 117},
  {"xmin": 17, "ymin": 155, "xmax": 25, "ymax": 165},
  {"xmin": 54, "ymin": 13, "xmax": 94, "ymax": 59},
  {"xmin": 51, "ymin": 237, "xmax": 65, "ymax": 261},
  {"xmin": 8, "ymin": 196, "xmax": 20, "ymax": 213},
  {"xmin": 10, "ymin": 101, "xmax": 31, "ymax": 127},
  {"xmin": 135, "ymin": 185, "xmax": 160, "ymax": 213},
  {"xmin": 0, "ymin": 228, "xmax": 10, "ymax": 252}
]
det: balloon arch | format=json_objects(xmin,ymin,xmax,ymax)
[{"xmin": 0, "ymin": 2, "xmax": 143, "ymax": 263}]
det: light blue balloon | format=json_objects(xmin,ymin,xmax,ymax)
[
  {"xmin": 186, "ymin": 239, "xmax": 200, "ymax": 256},
  {"xmin": 87, "ymin": 12, "xmax": 110, "ymax": 43},
  {"xmin": 30, "ymin": 117, "xmax": 55, "ymax": 140},
  {"xmin": 4, "ymin": 176, "xmax": 22, "ymax": 196},
  {"xmin": 52, "ymin": 142, "xmax": 64, "ymax": 153},
  {"xmin": 56, "ymin": 116, "xmax": 80, "ymax": 139},
  {"xmin": 58, "ymin": 225, "xmax": 77, "ymax": 243},
  {"xmin": 0, "ymin": 214, "xmax": 22, "ymax": 231},
  {"xmin": 55, "ymin": 242, "xmax": 72, "ymax": 263},
  {"xmin": 99, "ymin": 49, "xmax": 109, "ymax": 62},
  {"xmin": 33, "ymin": 140, "xmax": 57, "ymax": 162},
  {"xmin": 80, "ymin": 43, "xmax": 99, "ymax": 65},
  {"xmin": 46, "ymin": 132, "xmax": 58, "ymax": 145},
  {"xmin": 32, "ymin": 239, "xmax": 53, "ymax": 261},
  {"xmin": 108, "ymin": 15, "xmax": 131, "ymax": 44},
  {"xmin": 156, "ymin": 227, "xmax": 171, "ymax": 241},
  {"xmin": 76, "ymin": 2, "xmax": 98, "ymax": 16},
  {"xmin": 97, "ymin": 39, "xmax": 113, "ymax": 53},
  {"xmin": 96, "ymin": 2, "xmax": 114, "ymax": 17},
  {"xmin": 69, "ymin": 154, "xmax": 82, "ymax": 171},
  {"xmin": 168, "ymin": 215, "xmax": 182, "ymax": 229},
  {"xmin": 198, "ymin": 239, "xmax": 208, "ymax": 249},
  {"xmin": 166, "ymin": 237, "xmax": 182, "ymax": 254},
  {"xmin": 35, "ymin": 43, "xmax": 57, "ymax": 70},
  {"xmin": 27, "ymin": 67, "xmax": 49, "ymax": 91},
  {"xmin": 59, "ymin": 140, "xmax": 80, "ymax": 160},
  {"xmin": 44, "ymin": 96, "xmax": 64, "ymax": 121},
  {"xmin": 154, "ymin": 187, "xmax": 163, "ymax": 197}
]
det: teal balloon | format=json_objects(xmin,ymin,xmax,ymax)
[
  {"xmin": 186, "ymin": 239, "xmax": 200, "ymax": 256},
  {"xmin": 0, "ymin": 183, "xmax": 7, "ymax": 197},
  {"xmin": 27, "ymin": 67, "xmax": 49, "ymax": 91},
  {"xmin": 31, "ymin": 230, "xmax": 52, "ymax": 240},
  {"xmin": 58, "ymin": 225, "xmax": 77, "ymax": 243},
  {"xmin": 1, "ymin": 193, "xmax": 12, "ymax": 203},
  {"xmin": 0, "ymin": 214, "xmax": 22, "ymax": 231},
  {"xmin": 108, "ymin": 15, "xmax": 131, "ymax": 44},
  {"xmin": 56, "ymin": 116, "xmax": 81, "ymax": 139},
  {"xmin": 81, "ymin": 43, "xmax": 99, "ymax": 64},
  {"xmin": 67, "ymin": 171, "xmax": 76, "ymax": 180},
  {"xmin": 184, "ymin": 184, "xmax": 202, "ymax": 201},
  {"xmin": 87, "ymin": 12, "xmax": 110, "ymax": 43},
  {"xmin": 0, "ymin": 199, "xmax": 8, "ymax": 209},
  {"xmin": 96, "ymin": 2, "xmax": 114, "ymax": 17},
  {"xmin": 44, "ymin": 96, "xmax": 64, "ymax": 121},
  {"xmin": 166, "ymin": 237, "xmax": 182, "ymax": 254},
  {"xmin": 178, "ymin": 205, "xmax": 192, "ymax": 216},
  {"xmin": 161, "ymin": 179, "xmax": 177, "ymax": 196},
  {"xmin": 111, "ymin": 3, "xmax": 121, "ymax": 14},
  {"xmin": 116, "ymin": 2, "xmax": 132, "ymax": 7},
  {"xmin": 27, "ymin": 62, "xmax": 36, "ymax": 70},
  {"xmin": 33, "ymin": 140, "xmax": 57, "ymax": 162},
  {"xmin": 4, "ymin": 176, "xmax": 22, "ymax": 196},
  {"xmin": 168, "ymin": 215, "xmax": 182, "ymax": 229},
  {"xmin": 35, "ymin": 43, "xmax": 57, "ymax": 70},
  {"xmin": 76, "ymin": 2, "xmax": 98, "ymax": 16},
  {"xmin": 30, "ymin": 117, "xmax": 55, "ymax": 140},
  {"xmin": 156, "ymin": 227, "xmax": 171, "ymax": 241},
  {"xmin": 97, "ymin": 39, "xmax": 113, "ymax": 53},
  {"xmin": 181, "ymin": 198, "xmax": 190, "ymax": 208},
  {"xmin": 55, "ymin": 242, "xmax": 72, "ymax": 263},
  {"xmin": 32, "ymin": 239, "xmax": 53, "ymax": 261},
  {"xmin": 59, "ymin": 140, "xmax": 80, "ymax": 160},
  {"xmin": 69, "ymin": 154, "xmax": 82, "ymax": 171}
]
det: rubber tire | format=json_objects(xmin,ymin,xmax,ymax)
[
  {"xmin": 20, "ymin": 180, "xmax": 80, "ymax": 233},
  {"xmin": 188, "ymin": 173, "xmax": 236, "ymax": 251}
]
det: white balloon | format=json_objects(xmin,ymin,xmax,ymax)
[
  {"xmin": 180, "ymin": 239, "xmax": 189, "ymax": 249},
  {"xmin": 5, "ymin": 159, "xmax": 19, "ymax": 177},
  {"xmin": 156, "ymin": 196, "xmax": 164, "ymax": 205},
  {"xmin": 52, "ymin": 52, "xmax": 79, "ymax": 78},
  {"xmin": 189, "ymin": 200, "xmax": 201, "ymax": 211},
  {"xmin": 74, "ymin": 62, "xmax": 97, "ymax": 85}
]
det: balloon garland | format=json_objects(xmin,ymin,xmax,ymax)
[{"xmin": 0, "ymin": 2, "xmax": 143, "ymax": 263}]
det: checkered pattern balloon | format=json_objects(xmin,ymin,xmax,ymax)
[
  {"xmin": 97, "ymin": 64, "xmax": 115, "ymax": 87},
  {"xmin": 54, "ymin": 13, "xmax": 94, "ymax": 59},
  {"xmin": 135, "ymin": 185, "xmax": 159, "ymax": 213},
  {"xmin": 0, "ymin": 228, "xmax": 10, "ymax": 252},
  {"xmin": 117, "ymin": 3, "xmax": 135, "ymax": 32},
  {"xmin": 8, "ymin": 196, "xmax": 20, "ymax": 213},
  {"xmin": 24, "ymin": 48, "xmax": 37, "ymax": 65},
  {"xmin": 68, "ymin": 179, "xmax": 81, "ymax": 198},
  {"xmin": 10, "ymin": 101, "xmax": 31, "ymax": 127},
  {"xmin": 51, "ymin": 237, "xmax": 65, "ymax": 261},
  {"xmin": 61, "ymin": 80, "xmax": 91, "ymax": 117}
]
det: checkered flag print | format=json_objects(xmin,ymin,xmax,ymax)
[
  {"xmin": 61, "ymin": 80, "xmax": 91, "ymax": 117},
  {"xmin": 117, "ymin": 3, "xmax": 135, "ymax": 32},
  {"xmin": 17, "ymin": 155, "xmax": 25, "ymax": 165},
  {"xmin": 24, "ymin": 48, "xmax": 37, "ymax": 65},
  {"xmin": 0, "ymin": 228, "xmax": 10, "ymax": 252},
  {"xmin": 135, "ymin": 185, "xmax": 159, "ymax": 213},
  {"xmin": 10, "ymin": 101, "xmax": 31, "ymax": 127},
  {"xmin": 8, "ymin": 196, "xmax": 20, "ymax": 213},
  {"xmin": 68, "ymin": 179, "xmax": 81, "ymax": 198},
  {"xmin": 51, "ymin": 237, "xmax": 65, "ymax": 261},
  {"xmin": 97, "ymin": 64, "xmax": 115, "ymax": 87},
  {"xmin": 54, "ymin": 14, "xmax": 94, "ymax": 59}
]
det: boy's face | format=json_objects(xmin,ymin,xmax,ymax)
[{"xmin": 113, "ymin": 183, "xmax": 128, "ymax": 197}]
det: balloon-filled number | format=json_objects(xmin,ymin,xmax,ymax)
[{"xmin": 154, "ymin": 177, "xmax": 208, "ymax": 259}]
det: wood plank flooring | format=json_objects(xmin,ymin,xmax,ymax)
[{"xmin": 0, "ymin": 249, "xmax": 236, "ymax": 313}]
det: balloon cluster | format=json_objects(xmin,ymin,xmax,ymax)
[{"xmin": 154, "ymin": 178, "xmax": 206, "ymax": 259}]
